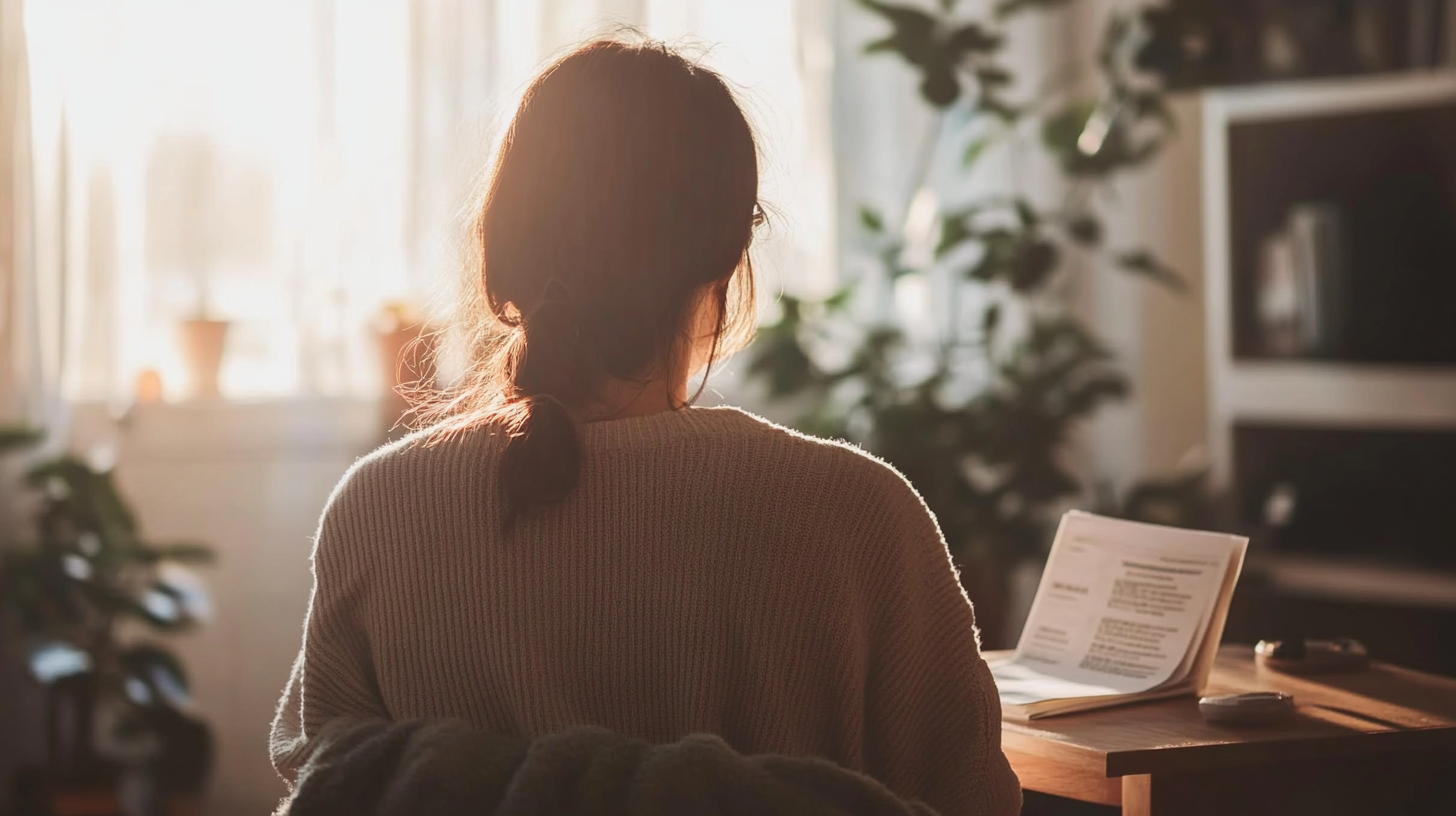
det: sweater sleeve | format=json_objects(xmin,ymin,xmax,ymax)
[
  {"xmin": 270, "ymin": 465, "xmax": 391, "ymax": 785},
  {"xmin": 855, "ymin": 469, "xmax": 1022, "ymax": 816}
]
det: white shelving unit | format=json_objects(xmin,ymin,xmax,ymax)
[{"xmin": 1199, "ymin": 70, "xmax": 1456, "ymax": 485}]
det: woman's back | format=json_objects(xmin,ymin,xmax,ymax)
[
  {"xmin": 271, "ymin": 36, "xmax": 1019, "ymax": 816},
  {"xmin": 272, "ymin": 407, "xmax": 1019, "ymax": 815}
]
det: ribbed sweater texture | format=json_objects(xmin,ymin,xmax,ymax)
[{"xmin": 270, "ymin": 406, "xmax": 1020, "ymax": 816}]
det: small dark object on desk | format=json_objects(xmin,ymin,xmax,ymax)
[
  {"xmin": 1255, "ymin": 637, "xmax": 1369, "ymax": 674},
  {"xmin": 1198, "ymin": 691, "xmax": 1296, "ymax": 726}
]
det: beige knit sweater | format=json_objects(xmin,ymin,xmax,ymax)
[{"xmin": 270, "ymin": 406, "xmax": 1021, "ymax": 816}]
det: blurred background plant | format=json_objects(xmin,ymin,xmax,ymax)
[
  {"xmin": 745, "ymin": 0, "xmax": 1217, "ymax": 643},
  {"xmin": 0, "ymin": 427, "xmax": 214, "ymax": 816}
]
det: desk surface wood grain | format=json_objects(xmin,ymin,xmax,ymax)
[{"xmin": 988, "ymin": 645, "xmax": 1456, "ymax": 779}]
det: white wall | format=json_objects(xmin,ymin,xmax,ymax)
[
  {"xmin": 70, "ymin": 399, "xmax": 378, "ymax": 816},
  {"xmin": 1089, "ymin": 97, "xmax": 1210, "ymax": 487},
  {"xmin": 1063, "ymin": 2, "xmax": 1211, "ymax": 492}
]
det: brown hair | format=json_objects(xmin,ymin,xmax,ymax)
[{"xmin": 430, "ymin": 38, "xmax": 761, "ymax": 529}]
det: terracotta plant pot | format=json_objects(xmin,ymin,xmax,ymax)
[{"xmin": 178, "ymin": 319, "xmax": 230, "ymax": 400}]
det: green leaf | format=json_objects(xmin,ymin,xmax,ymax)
[
  {"xmin": 962, "ymin": 136, "xmax": 991, "ymax": 168},
  {"xmin": 27, "ymin": 456, "xmax": 140, "ymax": 543},
  {"xmin": 1116, "ymin": 250, "xmax": 1185, "ymax": 291},
  {"xmin": 1010, "ymin": 240, "xmax": 1060, "ymax": 292},
  {"xmin": 823, "ymin": 286, "xmax": 855, "ymax": 311},
  {"xmin": 919, "ymin": 69, "xmax": 962, "ymax": 109},
  {"xmin": 1129, "ymin": 90, "xmax": 1175, "ymax": 128},
  {"xmin": 968, "ymin": 228, "xmax": 1020, "ymax": 282},
  {"xmin": 947, "ymin": 23, "xmax": 1003, "ymax": 54},
  {"xmin": 1063, "ymin": 371, "xmax": 1131, "ymax": 415},
  {"xmin": 90, "ymin": 580, "xmax": 194, "ymax": 631},
  {"xmin": 981, "ymin": 303, "xmax": 1002, "ymax": 339},
  {"xmin": 0, "ymin": 426, "xmax": 43, "ymax": 454},
  {"xmin": 1014, "ymin": 199, "xmax": 1039, "ymax": 228},
  {"xmin": 858, "ymin": 205, "xmax": 886, "ymax": 234},
  {"xmin": 746, "ymin": 330, "xmax": 818, "ymax": 398},
  {"xmin": 978, "ymin": 94, "xmax": 1021, "ymax": 122},
  {"xmin": 130, "ymin": 542, "xmax": 216, "ymax": 565},
  {"xmin": 1066, "ymin": 213, "xmax": 1103, "ymax": 246},
  {"xmin": 936, "ymin": 215, "xmax": 976, "ymax": 258},
  {"xmin": 975, "ymin": 65, "xmax": 1013, "ymax": 87},
  {"xmin": 120, "ymin": 643, "xmax": 191, "ymax": 709},
  {"xmin": 1042, "ymin": 101, "xmax": 1095, "ymax": 158},
  {"xmin": 138, "ymin": 582, "xmax": 196, "ymax": 629},
  {"xmin": 853, "ymin": 1, "xmax": 975, "ymax": 108},
  {"xmin": 1042, "ymin": 99, "xmax": 1164, "ymax": 178},
  {"xmin": 856, "ymin": 0, "xmax": 939, "ymax": 66},
  {"xmin": 27, "ymin": 641, "xmax": 92, "ymax": 684},
  {"xmin": 798, "ymin": 410, "xmax": 851, "ymax": 442}
]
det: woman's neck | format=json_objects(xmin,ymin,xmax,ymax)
[{"xmin": 578, "ymin": 373, "xmax": 688, "ymax": 423}]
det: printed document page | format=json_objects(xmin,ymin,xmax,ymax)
[{"xmin": 992, "ymin": 512, "xmax": 1234, "ymax": 704}]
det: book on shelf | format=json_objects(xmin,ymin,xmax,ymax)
[
  {"xmin": 1448, "ymin": 0, "xmax": 1456, "ymax": 66},
  {"xmin": 1287, "ymin": 202, "xmax": 1346, "ymax": 357},
  {"xmin": 1255, "ymin": 201, "xmax": 1346, "ymax": 358},
  {"xmin": 1409, "ymin": 0, "xmax": 1443, "ymax": 69},
  {"xmin": 991, "ymin": 512, "xmax": 1248, "ymax": 721}
]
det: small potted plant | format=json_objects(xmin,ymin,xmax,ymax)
[
  {"xmin": 0, "ymin": 428, "xmax": 216, "ymax": 816},
  {"xmin": 178, "ymin": 316, "xmax": 230, "ymax": 401},
  {"xmin": 147, "ymin": 134, "xmax": 233, "ymax": 401},
  {"xmin": 177, "ymin": 149, "xmax": 229, "ymax": 402}
]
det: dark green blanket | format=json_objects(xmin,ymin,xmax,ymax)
[{"xmin": 278, "ymin": 720, "xmax": 940, "ymax": 816}]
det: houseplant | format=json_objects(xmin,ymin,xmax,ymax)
[
  {"xmin": 0, "ymin": 428, "xmax": 215, "ymax": 816},
  {"xmin": 744, "ymin": 0, "xmax": 1210, "ymax": 644}
]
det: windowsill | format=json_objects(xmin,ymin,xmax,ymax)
[{"xmin": 68, "ymin": 396, "xmax": 386, "ymax": 462}]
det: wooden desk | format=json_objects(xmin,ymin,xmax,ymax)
[{"xmin": 992, "ymin": 646, "xmax": 1456, "ymax": 816}]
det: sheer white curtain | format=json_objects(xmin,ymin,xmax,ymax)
[
  {"xmin": 21, "ymin": 0, "xmax": 836, "ymax": 404},
  {"xmin": 0, "ymin": 0, "xmax": 34, "ymax": 423}
]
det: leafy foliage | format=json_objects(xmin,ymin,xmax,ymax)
[
  {"xmin": 745, "ymin": 1, "xmax": 1198, "ymax": 576},
  {"xmin": 853, "ymin": 0, "xmax": 1013, "ymax": 113},
  {"xmin": 0, "ymin": 426, "xmax": 45, "ymax": 453},
  {"xmin": 0, "ymin": 427, "xmax": 214, "ymax": 762},
  {"xmin": 1095, "ymin": 469, "xmax": 1220, "ymax": 531}
]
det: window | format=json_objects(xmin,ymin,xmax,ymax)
[{"xmin": 23, "ymin": 0, "xmax": 833, "ymax": 403}]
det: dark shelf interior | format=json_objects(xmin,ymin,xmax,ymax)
[
  {"xmin": 1233, "ymin": 422, "xmax": 1456, "ymax": 569},
  {"xmin": 1228, "ymin": 99, "xmax": 1456, "ymax": 366}
]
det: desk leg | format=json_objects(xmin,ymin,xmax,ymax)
[
  {"xmin": 1118, "ymin": 751, "xmax": 1456, "ymax": 816},
  {"xmin": 1120, "ymin": 775, "xmax": 1152, "ymax": 816}
]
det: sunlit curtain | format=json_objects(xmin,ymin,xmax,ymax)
[
  {"xmin": 1, "ymin": 0, "xmax": 39, "ymax": 423},
  {"xmin": 1, "ymin": 0, "xmax": 49, "ymax": 794},
  {"xmin": 22, "ymin": 0, "xmax": 836, "ymax": 404}
]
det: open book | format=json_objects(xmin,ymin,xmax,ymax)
[{"xmin": 991, "ymin": 511, "xmax": 1248, "ymax": 721}]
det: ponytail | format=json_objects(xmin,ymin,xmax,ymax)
[{"xmin": 498, "ymin": 394, "xmax": 581, "ymax": 531}]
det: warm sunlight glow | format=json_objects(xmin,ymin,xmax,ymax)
[
  {"xmin": 27, "ymin": 0, "xmax": 410, "ymax": 400},
  {"xmin": 24, "ymin": 0, "xmax": 828, "ymax": 402}
]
